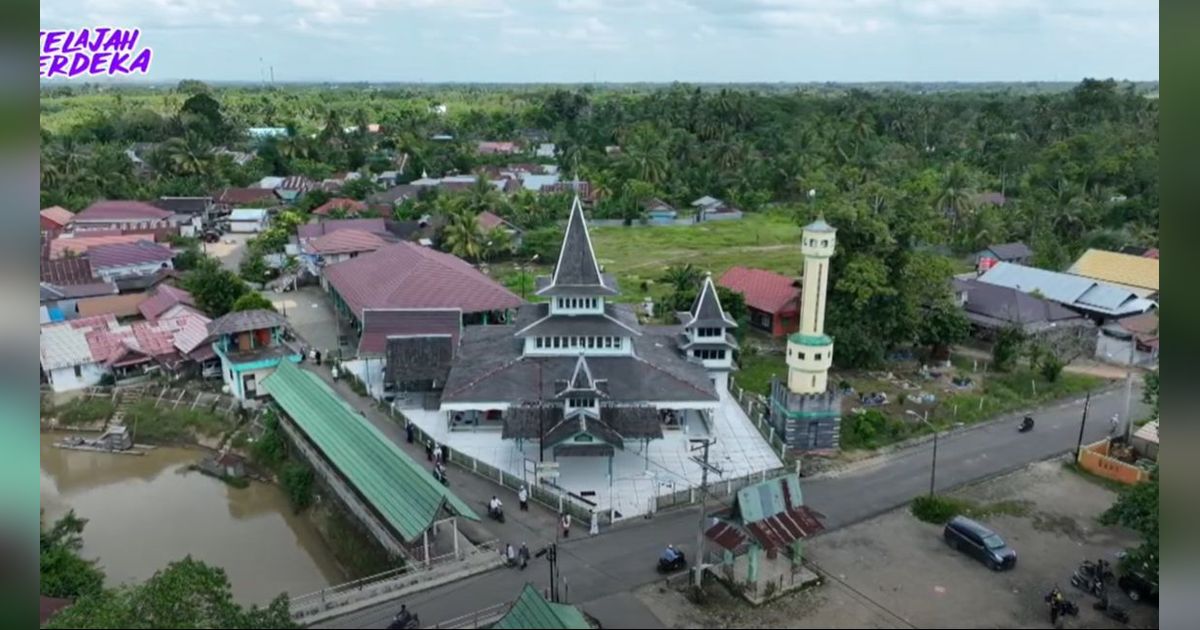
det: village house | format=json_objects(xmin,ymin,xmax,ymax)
[
  {"xmin": 976, "ymin": 262, "xmax": 1157, "ymax": 323},
  {"xmin": 1095, "ymin": 310, "xmax": 1159, "ymax": 366},
  {"xmin": 1068, "ymin": 248, "xmax": 1160, "ymax": 297},
  {"xmin": 87, "ymin": 240, "xmax": 175, "ymax": 282},
  {"xmin": 477, "ymin": 210, "xmax": 522, "ymax": 245},
  {"xmin": 207, "ymin": 309, "xmax": 303, "ymax": 400},
  {"xmin": 277, "ymin": 176, "xmax": 316, "ymax": 203},
  {"xmin": 48, "ymin": 233, "xmax": 153, "ymax": 259},
  {"xmin": 228, "ymin": 208, "xmax": 269, "ymax": 233},
  {"xmin": 704, "ymin": 473, "xmax": 824, "ymax": 603},
  {"xmin": 953, "ymin": 277, "xmax": 1091, "ymax": 336},
  {"xmin": 312, "ymin": 197, "xmax": 368, "ymax": 218},
  {"xmin": 352, "ymin": 308, "xmax": 461, "ymax": 403},
  {"xmin": 152, "ymin": 196, "xmax": 214, "ymax": 223},
  {"xmin": 71, "ymin": 200, "xmax": 185, "ymax": 231},
  {"xmin": 214, "ymin": 187, "xmax": 279, "ymax": 210},
  {"xmin": 718, "ymin": 267, "xmax": 800, "ymax": 337},
  {"xmin": 974, "ymin": 241, "xmax": 1034, "ymax": 268},
  {"xmin": 40, "ymin": 206, "xmax": 74, "ymax": 232},
  {"xmin": 300, "ymin": 229, "xmax": 395, "ymax": 277},
  {"xmin": 477, "ymin": 141, "xmax": 520, "ymax": 155},
  {"xmin": 640, "ymin": 198, "xmax": 678, "ymax": 224}
]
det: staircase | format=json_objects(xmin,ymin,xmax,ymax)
[{"xmin": 107, "ymin": 389, "xmax": 140, "ymax": 429}]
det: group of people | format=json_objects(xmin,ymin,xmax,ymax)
[{"xmin": 503, "ymin": 542, "xmax": 532, "ymax": 569}]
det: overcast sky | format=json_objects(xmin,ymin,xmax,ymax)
[{"xmin": 40, "ymin": 0, "xmax": 1159, "ymax": 83}]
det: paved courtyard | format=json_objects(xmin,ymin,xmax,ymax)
[
  {"xmin": 265, "ymin": 286, "xmax": 346, "ymax": 358},
  {"xmin": 401, "ymin": 385, "xmax": 783, "ymax": 520}
]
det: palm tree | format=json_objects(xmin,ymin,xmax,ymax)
[
  {"xmin": 162, "ymin": 133, "xmax": 214, "ymax": 178},
  {"xmin": 465, "ymin": 175, "xmax": 504, "ymax": 216},
  {"xmin": 935, "ymin": 163, "xmax": 976, "ymax": 233},
  {"xmin": 441, "ymin": 206, "xmax": 486, "ymax": 263}
]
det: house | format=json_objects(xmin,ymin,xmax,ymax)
[
  {"xmin": 88, "ymin": 240, "xmax": 175, "ymax": 282},
  {"xmin": 300, "ymin": 229, "xmax": 394, "ymax": 276},
  {"xmin": 322, "ymin": 242, "xmax": 524, "ymax": 331},
  {"xmin": 74, "ymin": 292, "xmax": 149, "ymax": 319},
  {"xmin": 153, "ymin": 196, "xmax": 214, "ymax": 222},
  {"xmin": 228, "ymin": 208, "xmax": 269, "ymax": 233},
  {"xmin": 477, "ymin": 211, "xmax": 521, "ymax": 238},
  {"xmin": 1095, "ymin": 311, "xmax": 1159, "ymax": 366},
  {"xmin": 976, "ymin": 262, "xmax": 1157, "ymax": 322},
  {"xmin": 40, "ymin": 281, "xmax": 117, "ymax": 322},
  {"xmin": 368, "ymin": 184, "xmax": 422, "ymax": 211},
  {"xmin": 718, "ymin": 267, "xmax": 800, "ymax": 337},
  {"xmin": 535, "ymin": 143, "xmax": 556, "ymax": 158},
  {"xmin": 207, "ymin": 309, "xmax": 302, "ymax": 400},
  {"xmin": 247, "ymin": 127, "xmax": 288, "ymax": 139},
  {"xmin": 40, "ymin": 206, "xmax": 74, "ymax": 232},
  {"xmin": 1068, "ymin": 248, "xmax": 1159, "ymax": 297},
  {"xmin": 277, "ymin": 176, "xmax": 315, "ymax": 203},
  {"xmin": 312, "ymin": 197, "xmax": 368, "ymax": 217},
  {"xmin": 39, "ymin": 307, "xmax": 211, "ymax": 392},
  {"xmin": 953, "ymin": 278, "xmax": 1090, "ymax": 336},
  {"xmin": 704, "ymin": 473, "xmax": 824, "ymax": 603},
  {"xmin": 974, "ymin": 242, "xmax": 1033, "ymax": 268},
  {"xmin": 138, "ymin": 284, "xmax": 195, "ymax": 321},
  {"xmin": 478, "ymin": 141, "xmax": 520, "ymax": 155},
  {"xmin": 691, "ymin": 195, "xmax": 722, "ymax": 210},
  {"xmin": 353, "ymin": 308, "xmax": 462, "ymax": 402},
  {"xmin": 640, "ymin": 198, "xmax": 677, "ymax": 223},
  {"xmin": 375, "ymin": 170, "xmax": 404, "ymax": 188},
  {"xmin": 297, "ymin": 218, "xmax": 390, "ymax": 241},
  {"xmin": 214, "ymin": 187, "xmax": 279, "ymax": 209},
  {"xmin": 698, "ymin": 202, "xmax": 743, "ymax": 222},
  {"xmin": 257, "ymin": 176, "xmax": 285, "ymax": 190},
  {"xmin": 72, "ymin": 200, "xmax": 182, "ymax": 230},
  {"xmin": 1131, "ymin": 420, "xmax": 1159, "ymax": 461},
  {"xmin": 493, "ymin": 583, "xmax": 593, "ymax": 629}
]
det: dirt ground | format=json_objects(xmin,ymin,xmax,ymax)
[
  {"xmin": 207, "ymin": 232, "xmax": 251, "ymax": 272},
  {"xmin": 636, "ymin": 460, "xmax": 1158, "ymax": 629}
]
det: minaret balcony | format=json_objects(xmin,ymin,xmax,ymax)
[{"xmin": 786, "ymin": 332, "xmax": 833, "ymax": 373}]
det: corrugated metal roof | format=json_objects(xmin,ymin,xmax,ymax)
[
  {"xmin": 49, "ymin": 234, "xmax": 147, "ymax": 259},
  {"xmin": 1069, "ymin": 249, "xmax": 1159, "ymax": 292},
  {"xmin": 718, "ymin": 267, "xmax": 800, "ymax": 315},
  {"xmin": 75, "ymin": 200, "xmax": 172, "ymax": 222},
  {"xmin": 261, "ymin": 362, "xmax": 478, "ymax": 542},
  {"xmin": 40, "ymin": 315, "xmax": 114, "ymax": 369},
  {"xmin": 494, "ymin": 584, "xmax": 591, "ymax": 630},
  {"xmin": 731, "ymin": 473, "xmax": 824, "ymax": 550},
  {"xmin": 229, "ymin": 208, "xmax": 268, "ymax": 222},
  {"xmin": 88, "ymin": 241, "xmax": 174, "ymax": 270},
  {"xmin": 519, "ymin": 174, "xmax": 560, "ymax": 191}
]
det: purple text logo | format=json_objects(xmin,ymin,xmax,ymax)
[{"xmin": 40, "ymin": 28, "xmax": 153, "ymax": 78}]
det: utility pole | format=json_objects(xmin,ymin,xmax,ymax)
[
  {"xmin": 1122, "ymin": 334, "xmax": 1136, "ymax": 442},
  {"xmin": 1075, "ymin": 391, "xmax": 1091, "ymax": 460},
  {"xmin": 690, "ymin": 437, "xmax": 722, "ymax": 588},
  {"xmin": 536, "ymin": 543, "xmax": 559, "ymax": 602}
]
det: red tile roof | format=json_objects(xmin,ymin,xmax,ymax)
[
  {"xmin": 40, "ymin": 596, "xmax": 72, "ymax": 625},
  {"xmin": 49, "ymin": 234, "xmax": 146, "ymax": 259},
  {"xmin": 303, "ymin": 229, "xmax": 391, "ymax": 255},
  {"xmin": 88, "ymin": 240, "xmax": 174, "ymax": 270},
  {"xmin": 138, "ymin": 284, "xmax": 195, "ymax": 321},
  {"xmin": 323, "ymin": 242, "xmax": 524, "ymax": 318},
  {"xmin": 297, "ymin": 218, "xmax": 388, "ymax": 240},
  {"xmin": 718, "ymin": 267, "xmax": 800, "ymax": 315},
  {"xmin": 358, "ymin": 308, "xmax": 462, "ymax": 355},
  {"xmin": 312, "ymin": 197, "xmax": 368, "ymax": 216},
  {"xmin": 214, "ymin": 187, "xmax": 279, "ymax": 206},
  {"xmin": 75, "ymin": 200, "xmax": 173, "ymax": 221},
  {"xmin": 41, "ymin": 206, "xmax": 75, "ymax": 227}
]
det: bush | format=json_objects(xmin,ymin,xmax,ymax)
[
  {"xmin": 251, "ymin": 414, "xmax": 287, "ymax": 470},
  {"xmin": 281, "ymin": 462, "xmax": 314, "ymax": 510},
  {"xmin": 842, "ymin": 410, "xmax": 911, "ymax": 450},
  {"xmin": 1040, "ymin": 355, "xmax": 1064, "ymax": 382},
  {"xmin": 123, "ymin": 401, "xmax": 232, "ymax": 443},
  {"xmin": 911, "ymin": 495, "xmax": 973, "ymax": 524},
  {"xmin": 52, "ymin": 397, "xmax": 115, "ymax": 425}
]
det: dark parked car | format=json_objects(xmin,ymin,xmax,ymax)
[
  {"xmin": 943, "ymin": 516, "xmax": 1016, "ymax": 571},
  {"xmin": 1118, "ymin": 570, "xmax": 1158, "ymax": 605}
]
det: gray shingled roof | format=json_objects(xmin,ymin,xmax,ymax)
[
  {"xmin": 536, "ymin": 196, "xmax": 618, "ymax": 297},
  {"xmin": 207, "ymin": 309, "xmax": 288, "ymax": 336},
  {"xmin": 980, "ymin": 242, "xmax": 1033, "ymax": 261},
  {"xmin": 684, "ymin": 275, "xmax": 737, "ymax": 329},
  {"xmin": 513, "ymin": 303, "xmax": 641, "ymax": 338},
  {"xmin": 387, "ymin": 336, "xmax": 455, "ymax": 385},
  {"xmin": 954, "ymin": 278, "xmax": 1087, "ymax": 331}
]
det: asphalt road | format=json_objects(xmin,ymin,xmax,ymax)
[{"xmin": 318, "ymin": 382, "xmax": 1146, "ymax": 629}]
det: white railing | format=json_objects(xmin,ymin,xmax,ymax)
[
  {"xmin": 289, "ymin": 540, "xmax": 500, "ymax": 623},
  {"xmin": 425, "ymin": 601, "xmax": 511, "ymax": 628}
]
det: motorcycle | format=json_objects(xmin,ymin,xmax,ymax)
[
  {"xmin": 488, "ymin": 505, "xmax": 506, "ymax": 523},
  {"xmin": 1044, "ymin": 587, "xmax": 1078, "ymax": 628},
  {"xmin": 657, "ymin": 549, "xmax": 687, "ymax": 573},
  {"xmin": 1070, "ymin": 567, "xmax": 1106, "ymax": 598},
  {"xmin": 1079, "ymin": 558, "xmax": 1115, "ymax": 584},
  {"xmin": 1093, "ymin": 595, "xmax": 1130, "ymax": 624},
  {"xmin": 387, "ymin": 608, "xmax": 420, "ymax": 629},
  {"xmin": 432, "ymin": 465, "xmax": 448, "ymax": 486},
  {"xmin": 1018, "ymin": 415, "xmax": 1034, "ymax": 432}
]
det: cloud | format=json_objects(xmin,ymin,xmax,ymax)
[
  {"xmin": 501, "ymin": 15, "xmax": 624, "ymax": 53},
  {"xmin": 77, "ymin": 0, "xmax": 265, "ymax": 30}
]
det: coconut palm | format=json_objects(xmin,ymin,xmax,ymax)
[
  {"xmin": 935, "ymin": 163, "xmax": 976, "ymax": 233},
  {"xmin": 440, "ymin": 205, "xmax": 487, "ymax": 263}
]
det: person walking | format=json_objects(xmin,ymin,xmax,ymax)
[
  {"xmin": 505, "ymin": 543, "xmax": 516, "ymax": 568},
  {"xmin": 589, "ymin": 509, "xmax": 599, "ymax": 536},
  {"xmin": 405, "ymin": 422, "xmax": 414, "ymax": 444},
  {"xmin": 560, "ymin": 513, "xmax": 571, "ymax": 538},
  {"xmin": 518, "ymin": 485, "xmax": 528, "ymax": 511},
  {"xmin": 1110, "ymin": 413, "xmax": 1121, "ymax": 437},
  {"xmin": 433, "ymin": 443, "xmax": 443, "ymax": 465},
  {"xmin": 518, "ymin": 542, "xmax": 530, "ymax": 570},
  {"xmin": 425, "ymin": 440, "xmax": 434, "ymax": 461}
]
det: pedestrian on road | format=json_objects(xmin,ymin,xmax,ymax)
[
  {"xmin": 314, "ymin": 349, "xmax": 322, "ymax": 365},
  {"xmin": 518, "ymin": 485, "xmax": 528, "ymax": 511},
  {"xmin": 505, "ymin": 543, "xmax": 515, "ymax": 568},
  {"xmin": 561, "ymin": 513, "xmax": 571, "ymax": 538},
  {"xmin": 589, "ymin": 509, "xmax": 599, "ymax": 536},
  {"xmin": 331, "ymin": 364, "xmax": 340, "ymax": 380},
  {"xmin": 425, "ymin": 440, "xmax": 434, "ymax": 461},
  {"xmin": 405, "ymin": 422, "xmax": 414, "ymax": 444},
  {"xmin": 433, "ymin": 444, "xmax": 443, "ymax": 464},
  {"xmin": 519, "ymin": 542, "xmax": 530, "ymax": 570},
  {"xmin": 1110, "ymin": 414, "xmax": 1120, "ymax": 436}
]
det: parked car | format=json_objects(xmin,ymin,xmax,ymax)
[
  {"xmin": 1118, "ymin": 569, "xmax": 1158, "ymax": 605},
  {"xmin": 943, "ymin": 515, "xmax": 1017, "ymax": 571},
  {"xmin": 201, "ymin": 229, "xmax": 221, "ymax": 243}
]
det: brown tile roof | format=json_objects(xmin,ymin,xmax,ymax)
[
  {"xmin": 138, "ymin": 284, "xmax": 195, "ymax": 321},
  {"xmin": 312, "ymin": 197, "xmax": 367, "ymax": 217},
  {"xmin": 88, "ymin": 241, "xmax": 174, "ymax": 270},
  {"xmin": 358, "ymin": 308, "xmax": 461, "ymax": 356},
  {"xmin": 40, "ymin": 206, "xmax": 75, "ymax": 227},
  {"xmin": 41, "ymin": 256, "xmax": 95, "ymax": 285},
  {"xmin": 75, "ymin": 200, "xmax": 172, "ymax": 221},
  {"xmin": 207, "ymin": 309, "xmax": 288, "ymax": 336},
  {"xmin": 76, "ymin": 292, "xmax": 148, "ymax": 318},
  {"xmin": 214, "ymin": 187, "xmax": 279, "ymax": 206},
  {"xmin": 303, "ymin": 229, "xmax": 392, "ymax": 255},
  {"xmin": 49, "ymin": 234, "xmax": 146, "ymax": 259},
  {"xmin": 296, "ymin": 218, "xmax": 388, "ymax": 240},
  {"xmin": 477, "ymin": 211, "xmax": 508, "ymax": 231},
  {"xmin": 323, "ymin": 242, "xmax": 524, "ymax": 319}
]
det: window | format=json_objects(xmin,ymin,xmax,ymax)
[
  {"xmin": 587, "ymin": 337, "xmax": 596, "ymax": 348},
  {"xmin": 815, "ymin": 353, "xmax": 822, "ymax": 361},
  {"xmin": 798, "ymin": 352, "xmax": 806, "ymax": 360},
  {"xmin": 552, "ymin": 337, "xmax": 560, "ymax": 348},
  {"xmin": 536, "ymin": 338, "xmax": 544, "ymax": 348},
  {"xmin": 717, "ymin": 350, "xmax": 726, "ymax": 360},
  {"xmin": 822, "ymin": 239, "xmax": 829, "ymax": 247},
  {"xmin": 73, "ymin": 365, "xmax": 82, "ymax": 378}
]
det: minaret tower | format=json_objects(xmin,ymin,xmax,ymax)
[{"xmin": 785, "ymin": 219, "xmax": 837, "ymax": 395}]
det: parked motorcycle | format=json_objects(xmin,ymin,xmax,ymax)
[
  {"xmin": 1071, "ymin": 567, "xmax": 1107, "ymax": 598},
  {"xmin": 1018, "ymin": 415, "xmax": 1034, "ymax": 432},
  {"xmin": 1079, "ymin": 558, "xmax": 1115, "ymax": 584},
  {"xmin": 657, "ymin": 548, "xmax": 687, "ymax": 573}
]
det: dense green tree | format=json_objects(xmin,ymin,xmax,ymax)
[
  {"xmin": 232, "ymin": 293, "xmax": 277, "ymax": 312},
  {"xmin": 1100, "ymin": 466, "xmax": 1158, "ymax": 584},
  {"xmin": 183, "ymin": 258, "xmax": 250, "ymax": 316},
  {"xmin": 40, "ymin": 511, "xmax": 105, "ymax": 600}
]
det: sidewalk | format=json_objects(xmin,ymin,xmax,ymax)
[{"xmin": 302, "ymin": 364, "xmax": 564, "ymax": 555}]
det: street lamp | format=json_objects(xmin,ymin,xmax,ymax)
[{"xmin": 909, "ymin": 409, "xmax": 938, "ymax": 496}]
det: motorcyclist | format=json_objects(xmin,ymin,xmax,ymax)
[
  {"xmin": 489, "ymin": 496, "xmax": 503, "ymax": 517},
  {"xmin": 661, "ymin": 544, "xmax": 680, "ymax": 564},
  {"xmin": 389, "ymin": 605, "xmax": 413, "ymax": 629}
]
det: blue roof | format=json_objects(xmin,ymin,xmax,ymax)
[
  {"xmin": 977, "ymin": 262, "xmax": 1156, "ymax": 316},
  {"xmin": 520, "ymin": 174, "xmax": 560, "ymax": 191}
]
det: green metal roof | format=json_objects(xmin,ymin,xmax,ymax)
[
  {"xmin": 736, "ymin": 473, "xmax": 804, "ymax": 524},
  {"xmin": 261, "ymin": 362, "xmax": 478, "ymax": 543},
  {"xmin": 494, "ymin": 584, "xmax": 591, "ymax": 629},
  {"xmin": 788, "ymin": 332, "xmax": 833, "ymax": 346}
]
